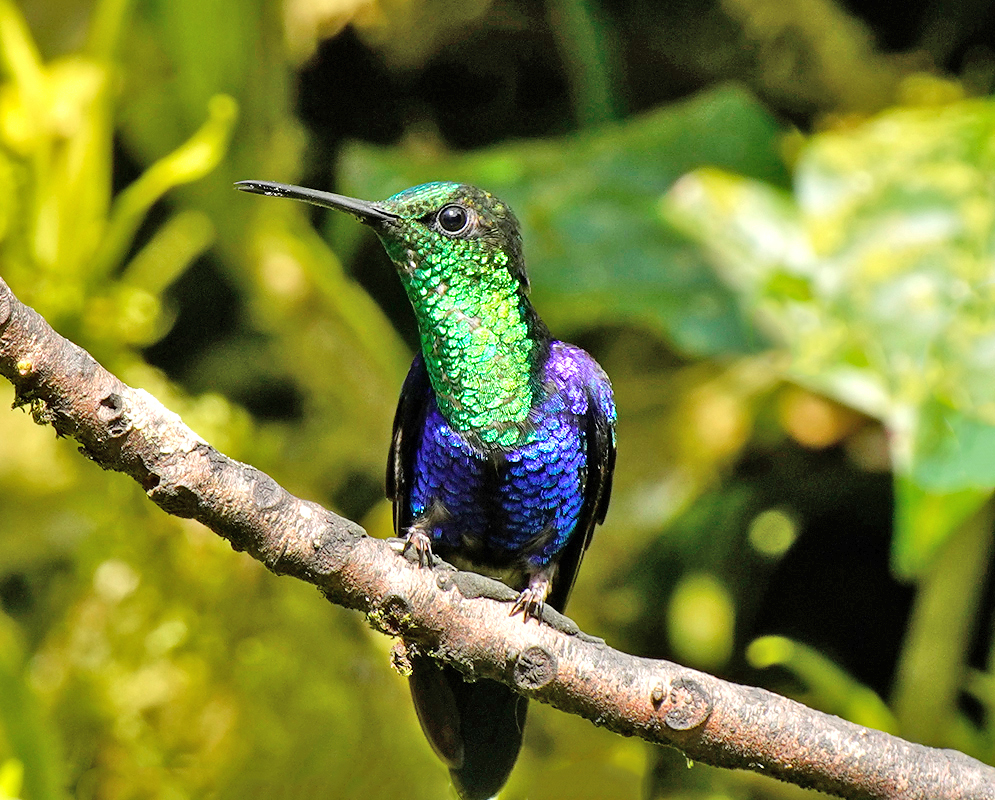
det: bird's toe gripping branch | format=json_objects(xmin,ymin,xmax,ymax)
[
  {"xmin": 511, "ymin": 572, "xmax": 551, "ymax": 621},
  {"xmin": 402, "ymin": 524, "xmax": 435, "ymax": 567}
]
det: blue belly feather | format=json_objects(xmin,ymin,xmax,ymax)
[{"xmin": 406, "ymin": 341, "xmax": 611, "ymax": 577}]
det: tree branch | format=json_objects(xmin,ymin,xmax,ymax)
[{"xmin": 0, "ymin": 276, "xmax": 991, "ymax": 800}]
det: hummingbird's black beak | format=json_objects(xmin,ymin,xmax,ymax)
[{"xmin": 235, "ymin": 180, "xmax": 398, "ymax": 225}]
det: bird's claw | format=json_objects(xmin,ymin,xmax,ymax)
[
  {"xmin": 402, "ymin": 528, "xmax": 434, "ymax": 567},
  {"xmin": 511, "ymin": 577, "xmax": 550, "ymax": 622}
]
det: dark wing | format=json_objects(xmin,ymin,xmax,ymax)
[
  {"xmin": 545, "ymin": 377, "xmax": 617, "ymax": 613},
  {"xmin": 387, "ymin": 354, "xmax": 433, "ymax": 535}
]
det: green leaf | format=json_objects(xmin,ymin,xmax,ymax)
[
  {"xmin": 889, "ymin": 502, "xmax": 993, "ymax": 753},
  {"xmin": 338, "ymin": 84, "xmax": 789, "ymax": 357},
  {"xmin": 912, "ymin": 401, "xmax": 995, "ymax": 490},
  {"xmin": 0, "ymin": 1, "xmax": 43, "ymax": 93},
  {"xmin": 665, "ymin": 97, "xmax": 995, "ymax": 575},
  {"xmin": 893, "ymin": 477, "xmax": 988, "ymax": 576},
  {"xmin": 91, "ymin": 94, "xmax": 237, "ymax": 278}
]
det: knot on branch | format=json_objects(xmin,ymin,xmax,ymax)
[
  {"xmin": 435, "ymin": 571, "xmax": 456, "ymax": 592},
  {"xmin": 98, "ymin": 392, "xmax": 129, "ymax": 438},
  {"xmin": 251, "ymin": 470, "xmax": 286, "ymax": 510},
  {"xmin": 514, "ymin": 645, "xmax": 557, "ymax": 691},
  {"xmin": 656, "ymin": 676, "xmax": 712, "ymax": 731},
  {"xmin": 372, "ymin": 593, "xmax": 415, "ymax": 636}
]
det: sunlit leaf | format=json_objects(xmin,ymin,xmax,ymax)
[
  {"xmin": 91, "ymin": 94, "xmax": 237, "ymax": 278},
  {"xmin": 0, "ymin": 1, "xmax": 44, "ymax": 97},
  {"xmin": 665, "ymin": 97, "xmax": 995, "ymax": 575}
]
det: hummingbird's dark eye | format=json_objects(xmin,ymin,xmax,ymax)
[{"xmin": 437, "ymin": 204, "xmax": 471, "ymax": 235}]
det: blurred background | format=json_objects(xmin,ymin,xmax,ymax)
[{"xmin": 2, "ymin": 0, "xmax": 995, "ymax": 797}]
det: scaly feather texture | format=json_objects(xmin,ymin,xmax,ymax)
[
  {"xmin": 377, "ymin": 182, "xmax": 543, "ymax": 448},
  {"xmin": 236, "ymin": 179, "xmax": 617, "ymax": 800}
]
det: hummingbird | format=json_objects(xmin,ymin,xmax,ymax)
[{"xmin": 236, "ymin": 178, "xmax": 617, "ymax": 800}]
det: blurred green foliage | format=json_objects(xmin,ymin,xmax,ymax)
[
  {"xmin": 2, "ymin": 0, "xmax": 995, "ymax": 798},
  {"xmin": 665, "ymin": 97, "xmax": 995, "ymax": 576},
  {"xmin": 666, "ymin": 97, "xmax": 995, "ymax": 757}
]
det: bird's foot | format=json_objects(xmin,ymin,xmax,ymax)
[
  {"xmin": 402, "ymin": 527, "xmax": 434, "ymax": 567},
  {"xmin": 511, "ymin": 574, "xmax": 551, "ymax": 622}
]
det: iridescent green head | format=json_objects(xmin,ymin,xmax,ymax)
[
  {"xmin": 236, "ymin": 179, "xmax": 548, "ymax": 447},
  {"xmin": 376, "ymin": 181, "xmax": 528, "ymax": 292},
  {"xmin": 235, "ymin": 179, "xmax": 528, "ymax": 290}
]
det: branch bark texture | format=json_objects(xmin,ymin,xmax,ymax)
[{"xmin": 0, "ymin": 276, "xmax": 992, "ymax": 800}]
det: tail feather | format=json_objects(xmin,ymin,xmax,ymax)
[{"xmin": 409, "ymin": 656, "xmax": 527, "ymax": 800}]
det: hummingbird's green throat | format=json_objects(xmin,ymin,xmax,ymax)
[{"xmin": 235, "ymin": 180, "xmax": 548, "ymax": 447}]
